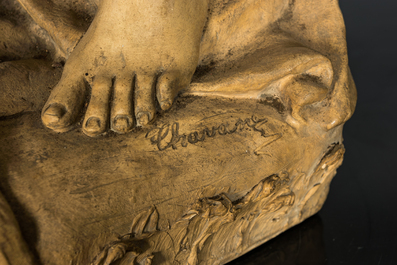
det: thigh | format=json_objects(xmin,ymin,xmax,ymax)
[
  {"xmin": 199, "ymin": 0, "xmax": 289, "ymax": 64},
  {"xmin": 0, "ymin": 0, "xmax": 45, "ymax": 61},
  {"xmin": 0, "ymin": 59, "xmax": 62, "ymax": 117}
]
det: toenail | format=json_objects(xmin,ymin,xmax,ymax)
[
  {"xmin": 85, "ymin": 117, "xmax": 101, "ymax": 131},
  {"xmin": 160, "ymin": 100, "xmax": 172, "ymax": 111},
  {"xmin": 43, "ymin": 104, "xmax": 66, "ymax": 123},
  {"xmin": 136, "ymin": 112, "xmax": 150, "ymax": 126},
  {"xmin": 113, "ymin": 115, "xmax": 133, "ymax": 132}
]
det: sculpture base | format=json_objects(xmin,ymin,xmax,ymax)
[{"xmin": 0, "ymin": 96, "xmax": 344, "ymax": 265}]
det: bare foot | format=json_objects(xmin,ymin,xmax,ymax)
[{"xmin": 41, "ymin": 0, "xmax": 209, "ymax": 137}]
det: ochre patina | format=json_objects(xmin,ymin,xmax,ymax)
[{"xmin": 0, "ymin": 0, "xmax": 356, "ymax": 264}]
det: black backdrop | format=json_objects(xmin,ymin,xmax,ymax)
[{"xmin": 229, "ymin": 1, "xmax": 397, "ymax": 264}]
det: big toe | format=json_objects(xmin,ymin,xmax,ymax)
[
  {"xmin": 42, "ymin": 103, "xmax": 67, "ymax": 125},
  {"xmin": 42, "ymin": 77, "xmax": 86, "ymax": 133}
]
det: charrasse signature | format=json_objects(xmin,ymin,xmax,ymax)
[{"xmin": 146, "ymin": 116, "xmax": 282, "ymax": 154}]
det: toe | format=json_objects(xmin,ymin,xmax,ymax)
[
  {"xmin": 156, "ymin": 73, "xmax": 181, "ymax": 111},
  {"xmin": 82, "ymin": 76, "xmax": 112, "ymax": 137},
  {"xmin": 42, "ymin": 76, "xmax": 86, "ymax": 133},
  {"xmin": 134, "ymin": 74, "xmax": 156, "ymax": 127},
  {"xmin": 42, "ymin": 103, "xmax": 66, "ymax": 124},
  {"xmin": 111, "ymin": 76, "xmax": 134, "ymax": 134},
  {"xmin": 112, "ymin": 115, "xmax": 133, "ymax": 133}
]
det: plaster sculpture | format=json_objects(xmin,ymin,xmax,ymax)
[{"xmin": 0, "ymin": 0, "xmax": 356, "ymax": 264}]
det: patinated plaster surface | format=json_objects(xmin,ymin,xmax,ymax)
[
  {"xmin": 0, "ymin": 97, "xmax": 346, "ymax": 264},
  {"xmin": 0, "ymin": 0, "xmax": 356, "ymax": 264}
]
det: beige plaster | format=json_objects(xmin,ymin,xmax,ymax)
[{"xmin": 0, "ymin": 0, "xmax": 356, "ymax": 264}]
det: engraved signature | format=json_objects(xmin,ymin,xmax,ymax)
[{"xmin": 146, "ymin": 116, "xmax": 282, "ymax": 153}]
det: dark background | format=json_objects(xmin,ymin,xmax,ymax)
[{"xmin": 230, "ymin": 1, "xmax": 397, "ymax": 264}]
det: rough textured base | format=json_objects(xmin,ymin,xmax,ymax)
[{"xmin": 0, "ymin": 96, "xmax": 344, "ymax": 265}]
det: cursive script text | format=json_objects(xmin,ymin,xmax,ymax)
[{"xmin": 147, "ymin": 116, "xmax": 278, "ymax": 151}]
